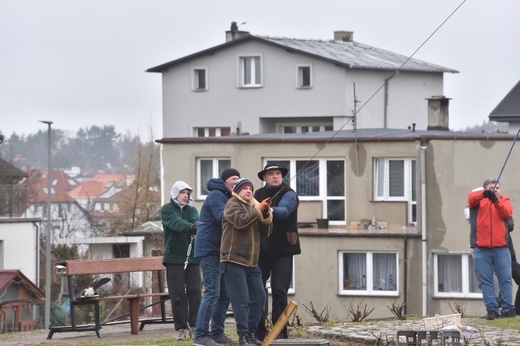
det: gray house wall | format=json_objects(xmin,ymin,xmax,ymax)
[
  {"xmin": 159, "ymin": 132, "xmax": 520, "ymax": 320},
  {"xmin": 160, "ymin": 39, "xmax": 444, "ymax": 138}
]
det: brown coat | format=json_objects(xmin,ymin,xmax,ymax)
[{"xmin": 221, "ymin": 193, "xmax": 272, "ymax": 267}]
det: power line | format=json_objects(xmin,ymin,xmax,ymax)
[{"xmin": 285, "ymin": 0, "xmax": 468, "ymax": 182}]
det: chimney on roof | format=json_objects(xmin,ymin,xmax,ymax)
[
  {"xmin": 426, "ymin": 96, "xmax": 450, "ymax": 131},
  {"xmin": 226, "ymin": 21, "xmax": 250, "ymax": 42},
  {"xmin": 334, "ymin": 31, "xmax": 354, "ymax": 42}
]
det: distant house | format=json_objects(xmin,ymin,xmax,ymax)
[
  {"xmin": 489, "ymin": 79, "xmax": 520, "ymax": 134},
  {"xmin": 69, "ymin": 221, "xmax": 164, "ymax": 291},
  {"xmin": 150, "ymin": 26, "xmax": 520, "ymax": 320},
  {"xmin": 0, "ymin": 270, "xmax": 45, "ymax": 332},
  {"xmin": 68, "ymin": 173, "xmax": 126, "ymax": 210},
  {"xmin": 0, "ymin": 218, "xmax": 40, "ymax": 285},
  {"xmin": 24, "ymin": 170, "xmax": 94, "ymax": 244},
  {"xmin": 147, "ymin": 26, "xmax": 457, "ymax": 138}
]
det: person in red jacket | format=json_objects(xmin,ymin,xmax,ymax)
[{"xmin": 467, "ymin": 178, "xmax": 515, "ymax": 319}]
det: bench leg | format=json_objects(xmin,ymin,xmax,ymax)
[{"xmin": 128, "ymin": 297, "xmax": 140, "ymax": 335}]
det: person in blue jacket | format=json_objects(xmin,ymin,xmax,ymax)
[
  {"xmin": 193, "ymin": 168, "xmax": 241, "ymax": 346},
  {"xmin": 161, "ymin": 181, "xmax": 201, "ymax": 340}
]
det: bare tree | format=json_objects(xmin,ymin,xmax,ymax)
[{"xmin": 117, "ymin": 125, "xmax": 160, "ymax": 231}]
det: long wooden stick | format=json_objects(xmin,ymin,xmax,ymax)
[{"xmin": 262, "ymin": 301, "xmax": 298, "ymax": 346}]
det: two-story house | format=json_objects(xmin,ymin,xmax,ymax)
[
  {"xmin": 147, "ymin": 26, "xmax": 457, "ymax": 138},
  {"xmin": 148, "ymin": 26, "xmax": 520, "ymax": 320}
]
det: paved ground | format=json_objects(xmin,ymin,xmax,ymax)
[
  {"xmin": 2, "ymin": 317, "xmax": 520, "ymax": 345},
  {"xmin": 0, "ymin": 322, "xmax": 179, "ymax": 345}
]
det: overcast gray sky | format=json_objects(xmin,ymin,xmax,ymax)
[{"xmin": 1, "ymin": 0, "xmax": 519, "ymax": 138}]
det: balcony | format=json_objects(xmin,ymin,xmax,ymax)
[{"xmin": 0, "ymin": 185, "xmax": 27, "ymax": 217}]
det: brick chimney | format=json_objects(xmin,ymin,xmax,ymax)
[
  {"xmin": 226, "ymin": 21, "xmax": 250, "ymax": 42},
  {"xmin": 427, "ymin": 96, "xmax": 450, "ymax": 131},
  {"xmin": 334, "ymin": 31, "xmax": 354, "ymax": 42}
]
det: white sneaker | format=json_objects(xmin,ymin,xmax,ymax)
[{"xmin": 176, "ymin": 328, "xmax": 187, "ymax": 340}]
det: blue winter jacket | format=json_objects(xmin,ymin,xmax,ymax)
[{"xmin": 193, "ymin": 178, "xmax": 232, "ymax": 258}]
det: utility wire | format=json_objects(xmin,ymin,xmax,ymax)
[{"xmin": 284, "ymin": 0, "xmax": 468, "ymax": 183}]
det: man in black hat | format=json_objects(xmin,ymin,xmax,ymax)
[{"xmin": 253, "ymin": 164, "xmax": 300, "ymax": 340}]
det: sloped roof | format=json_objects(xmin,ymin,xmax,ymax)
[
  {"xmin": 97, "ymin": 187, "xmax": 123, "ymax": 200},
  {"xmin": 0, "ymin": 157, "xmax": 26, "ymax": 179},
  {"xmin": 147, "ymin": 34, "xmax": 457, "ymax": 74},
  {"xmin": 68, "ymin": 181, "xmax": 106, "ymax": 199},
  {"xmin": 90, "ymin": 173, "xmax": 127, "ymax": 189},
  {"xmin": 0, "ymin": 270, "xmax": 45, "ymax": 300},
  {"xmin": 121, "ymin": 220, "xmax": 163, "ymax": 236},
  {"xmin": 489, "ymin": 80, "xmax": 520, "ymax": 122},
  {"xmin": 49, "ymin": 170, "xmax": 79, "ymax": 192},
  {"xmin": 30, "ymin": 176, "xmax": 77, "ymax": 204}
]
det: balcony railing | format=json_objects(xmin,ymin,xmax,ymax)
[{"xmin": 0, "ymin": 185, "xmax": 27, "ymax": 217}]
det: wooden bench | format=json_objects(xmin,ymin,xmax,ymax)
[{"xmin": 47, "ymin": 257, "xmax": 171, "ymax": 339}]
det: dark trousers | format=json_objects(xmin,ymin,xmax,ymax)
[
  {"xmin": 223, "ymin": 263, "xmax": 265, "ymax": 336},
  {"xmin": 257, "ymin": 255, "xmax": 293, "ymax": 339},
  {"xmin": 512, "ymin": 260, "xmax": 520, "ymax": 313},
  {"xmin": 166, "ymin": 263, "xmax": 202, "ymax": 330}
]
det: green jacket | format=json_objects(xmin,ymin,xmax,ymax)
[{"xmin": 161, "ymin": 199, "xmax": 200, "ymax": 265}]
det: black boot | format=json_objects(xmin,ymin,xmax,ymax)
[
  {"xmin": 238, "ymin": 335, "xmax": 255, "ymax": 346},
  {"xmin": 247, "ymin": 332, "xmax": 262, "ymax": 345}
]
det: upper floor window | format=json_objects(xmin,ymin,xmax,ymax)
[
  {"xmin": 239, "ymin": 55, "xmax": 262, "ymax": 87},
  {"xmin": 192, "ymin": 67, "xmax": 208, "ymax": 91},
  {"xmin": 263, "ymin": 159, "xmax": 345, "ymax": 223},
  {"xmin": 296, "ymin": 64, "xmax": 312, "ymax": 88},
  {"xmin": 434, "ymin": 253, "xmax": 481, "ymax": 298},
  {"xmin": 280, "ymin": 124, "xmax": 333, "ymax": 134},
  {"xmin": 339, "ymin": 251, "xmax": 398, "ymax": 296},
  {"xmin": 197, "ymin": 158, "xmax": 231, "ymax": 197},
  {"xmin": 374, "ymin": 158, "xmax": 416, "ymax": 224},
  {"xmin": 195, "ymin": 127, "xmax": 231, "ymax": 137}
]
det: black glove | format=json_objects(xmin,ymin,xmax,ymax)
[
  {"xmin": 483, "ymin": 189, "xmax": 498, "ymax": 203},
  {"xmin": 189, "ymin": 223, "xmax": 197, "ymax": 235}
]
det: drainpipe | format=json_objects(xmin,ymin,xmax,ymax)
[
  {"xmin": 403, "ymin": 236, "xmax": 408, "ymax": 315},
  {"xmin": 32, "ymin": 221, "xmax": 40, "ymax": 285},
  {"xmin": 384, "ymin": 77, "xmax": 389, "ymax": 128},
  {"xmin": 420, "ymin": 145, "xmax": 427, "ymax": 316}
]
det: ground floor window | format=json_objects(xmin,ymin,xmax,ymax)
[
  {"xmin": 434, "ymin": 253, "xmax": 481, "ymax": 298},
  {"xmin": 339, "ymin": 251, "xmax": 398, "ymax": 296}
]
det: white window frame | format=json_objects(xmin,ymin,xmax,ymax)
[
  {"xmin": 196, "ymin": 158, "xmax": 231, "ymax": 198},
  {"xmin": 338, "ymin": 251, "xmax": 399, "ymax": 296},
  {"xmin": 238, "ymin": 55, "xmax": 263, "ymax": 88},
  {"xmin": 194, "ymin": 127, "xmax": 231, "ymax": 138},
  {"xmin": 295, "ymin": 64, "xmax": 313, "ymax": 88},
  {"xmin": 374, "ymin": 158, "xmax": 416, "ymax": 224},
  {"xmin": 277, "ymin": 123, "xmax": 332, "ymax": 134},
  {"xmin": 192, "ymin": 67, "xmax": 208, "ymax": 91},
  {"xmin": 433, "ymin": 253, "xmax": 482, "ymax": 298},
  {"xmin": 262, "ymin": 158, "xmax": 346, "ymax": 225}
]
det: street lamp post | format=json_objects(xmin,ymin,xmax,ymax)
[{"xmin": 39, "ymin": 120, "xmax": 53, "ymax": 329}]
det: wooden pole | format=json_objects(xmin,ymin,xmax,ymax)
[{"xmin": 262, "ymin": 301, "xmax": 298, "ymax": 346}]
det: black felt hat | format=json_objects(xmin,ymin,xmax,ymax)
[{"xmin": 257, "ymin": 164, "xmax": 288, "ymax": 181}]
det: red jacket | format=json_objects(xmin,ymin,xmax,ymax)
[{"xmin": 468, "ymin": 189, "xmax": 513, "ymax": 248}]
